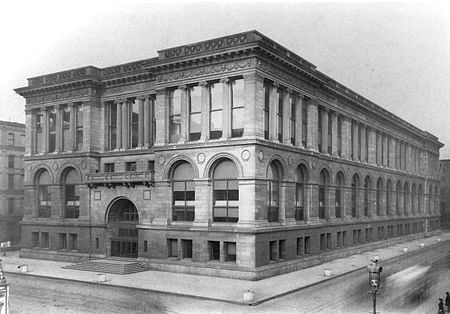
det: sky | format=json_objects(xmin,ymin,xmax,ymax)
[{"xmin": 1, "ymin": 1, "xmax": 450, "ymax": 157}]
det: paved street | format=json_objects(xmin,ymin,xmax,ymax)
[{"xmin": 7, "ymin": 253, "xmax": 450, "ymax": 314}]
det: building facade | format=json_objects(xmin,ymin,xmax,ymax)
[
  {"xmin": 0, "ymin": 121, "xmax": 25, "ymax": 245},
  {"xmin": 15, "ymin": 31, "xmax": 442, "ymax": 279}
]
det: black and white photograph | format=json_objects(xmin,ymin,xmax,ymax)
[{"xmin": 0, "ymin": 1, "xmax": 450, "ymax": 313}]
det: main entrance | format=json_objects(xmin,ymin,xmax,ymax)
[{"xmin": 107, "ymin": 198, "xmax": 139, "ymax": 258}]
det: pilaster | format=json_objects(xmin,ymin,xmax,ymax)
[
  {"xmin": 295, "ymin": 94, "xmax": 303, "ymax": 147},
  {"xmin": 221, "ymin": 78, "xmax": 231, "ymax": 139},
  {"xmin": 200, "ymin": 81, "xmax": 209, "ymax": 141},
  {"xmin": 138, "ymin": 96, "xmax": 144, "ymax": 147},
  {"xmin": 321, "ymin": 107, "xmax": 329, "ymax": 154},
  {"xmin": 306, "ymin": 99, "xmax": 318, "ymax": 151},
  {"xmin": 282, "ymin": 89, "xmax": 291, "ymax": 145},
  {"xmin": 115, "ymin": 100, "xmax": 122, "ymax": 149}
]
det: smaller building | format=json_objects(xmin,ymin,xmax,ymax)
[
  {"xmin": 0, "ymin": 120, "xmax": 25, "ymax": 244},
  {"xmin": 440, "ymin": 160, "xmax": 450, "ymax": 229}
]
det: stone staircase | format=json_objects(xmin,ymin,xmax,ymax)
[{"xmin": 63, "ymin": 259, "xmax": 149, "ymax": 275}]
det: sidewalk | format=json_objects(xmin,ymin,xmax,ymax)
[{"xmin": 1, "ymin": 232, "xmax": 449, "ymax": 305}]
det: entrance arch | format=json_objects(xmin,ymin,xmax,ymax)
[{"xmin": 106, "ymin": 198, "xmax": 139, "ymax": 258}]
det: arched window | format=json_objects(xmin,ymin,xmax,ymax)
[
  {"xmin": 63, "ymin": 168, "xmax": 81, "ymax": 218},
  {"xmin": 267, "ymin": 161, "xmax": 282, "ymax": 222},
  {"xmin": 351, "ymin": 174, "xmax": 359, "ymax": 218},
  {"xmin": 172, "ymin": 162, "xmax": 195, "ymax": 221},
  {"xmin": 404, "ymin": 183, "xmax": 410, "ymax": 216},
  {"xmin": 37, "ymin": 170, "xmax": 51, "ymax": 217},
  {"xmin": 212, "ymin": 159, "xmax": 239, "ymax": 222},
  {"xmin": 396, "ymin": 181, "xmax": 402, "ymax": 215},
  {"xmin": 418, "ymin": 184, "xmax": 423, "ymax": 213},
  {"xmin": 335, "ymin": 172, "xmax": 345, "ymax": 218},
  {"xmin": 386, "ymin": 180, "xmax": 393, "ymax": 216},
  {"xmin": 295, "ymin": 165, "xmax": 308, "ymax": 220},
  {"xmin": 319, "ymin": 169, "xmax": 329, "ymax": 219},
  {"xmin": 364, "ymin": 176, "xmax": 371, "ymax": 217},
  {"xmin": 411, "ymin": 184, "xmax": 417, "ymax": 215},
  {"xmin": 376, "ymin": 178, "xmax": 383, "ymax": 216}
]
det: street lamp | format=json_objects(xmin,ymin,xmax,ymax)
[
  {"xmin": 367, "ymin": 256, "xmax": 383, "ymax": 314},
  {"xmin": 0, "ymin": 259, "xmax": 9, "ymax": 314}
]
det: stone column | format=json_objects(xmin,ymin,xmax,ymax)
[
  {"xmin": 367, "ymin": 127, "xmax": 376, "ymax": 164},
  {"xmin": 143, "ymin": 96, "xmax": 151, "ymax": 147},
  {"xmin": 121, "ymin": 100, "xmax": 129, "ymax": 149},
  {"xmin": 269, "ymin": 82, "xmax": 278, "ymax": 141},
  {"xmin": 193, "ymin": 179, "xmax": 211, "ymax": 227},
  {"xmin": 341, "ymin": 117, "xmax": 351, "ymax": 160},
  {"xmin": 321, "ymin": 108, "xmax": 329, "ymax": 154},
  {"xmin": 200, "ymin": 81, "xmax": 209, "ymax": 141},
  {"xmin": 406, "ymin": 144, "xmax": 412, "ymax": 172},
  {"xmin": 283, "ymin": 89, "xmax": 291, "ymax": 145},
  {"xmin": 56, "ymin": 104, "xmax": 63, "ymax": 152},
  {"xmin": 243, "ymin": 73, "xmax": 264, "ymax": 138},
  {"xmin": 352, "ymin": 121, "xmax": 359, "ymax": 161},
  {"xmin": 295, "ymin": 94, "xmax": 303, "ymax": 147},
  {"xmin": 115, "ymin": 100, "xmax": 122, "ymax": 149},
  {"xmin": 388, "ymin": 136, "xmax": 395, "ymax": 168},
  {"xmin": 154, "ymin": 89, "xmax": 168, "ymax": 146},
  {"xmin": 179, "ymin": 85, "xmax": 188, "ymax": 142},
  {"xmin": 25, "ymin": 109, "xmax": 34, "ymax": 155},
  {"xmin": 138, "ymin": 97, "xmax": 144, "ymax": 147},
  {"xmin": 327, "ymin": 185, "xmax": 336, "ymax": 220},
  {"xmin": 42, "ymin": 107, "xmax": 49, "ymax": 153},
  {"xmin": 376, "ymin": 132, "xmax": 382, "ymax": 166},
  {"xmin": 306, "ymin": 183, "xmax": 318, "ymax": 224},
  {"xmin": 360, "ymin": 124, "xmax": 366, "ymax": 162},
  {"xmin": 343, "ymin": 186, "xmax": 352, "ymax": 219},
  {"xmin": 221, "ymin": 78, "xmax": 231, "ymax": 139},
  {"xmin": 306, "ymin": 99, "xmax": 318, "ymax": 151},
  {"xmin": 382, "ymin": 134, "xmax": 388, "ymax": 167},
  {"xmin": 331, "ymin": 112, "xmax": 338, "ymax": 157}
]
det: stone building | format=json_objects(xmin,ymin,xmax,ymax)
[
  {"xmin": 15, "ymin": 31, "xmax": 442, "ymax": 279},
  {"xmin": 0, "ymin": 120, "xmax": 25, "ymax": 245}
]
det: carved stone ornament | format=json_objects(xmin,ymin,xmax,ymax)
[
  {"xmin": 197, "ymin": 153, "xmax": 206, "ymax": 164},
  {"xmin": 288, "ymin": 155, "xmax": 293, "ymax": 166},
  {"xmin": 241, "ymin": 150, "xmax": 250, "ymax": 161},
  {"xmin": 80, "ymin": 160, "xmax": 87, "ymax": 169},
  {"xmin": 257, "ymin": 151, "xmax": 264, "ymax": 162},
  {"xmin": 158, "ymin": 155, "xmax": 166, "ymax": 165},
  {"xmin": 311, "ymin": 161, "xmax": 316, "ymax": 170},
  {"xmin": 52, "ymin": 162, "xmax": 58, "ymax": 170}
]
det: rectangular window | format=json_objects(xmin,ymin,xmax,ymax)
[
  {"xmin": 304, "ymin": 236, "xmax": 311, "ymax": 254},
  {"xmin": 209, "ymin": 241, "xmax": 220, "ymax": 261},
  {"xmin": 69, "ymin": 233, "xmax": 77, "ymax": 250},
  {"xmin": 269, "ymin": 240, "xmax": 278, "ymax": 261},
  {"xmin": 41, "ymin": 232, "xmax": 49, "ymax": 248},
  {"xmin": 358, "ymin": 124, "xmax": 362, "ymax": 161},
  {"xmin": 387, "ymin": 136, "xmax": 391, "ymax": 167},
  {"xmin": 75, "ymin": 105, "xmax": 83, "ymax": 151},
  {"xmin": 59, "ymin": 233, "xmax": 67, "ymax": 250},
  {"xmin": 376, "ymin": 132, "xmax": 381, "ymax": 165},
  {"xmin": 32, "ymin": 232, "xmax": 39, "ymax": 247},
  {"xmin": 337, "ymin": 231, "xmax": 342, "ymax": 247},
  {"xmin": 143, "ymin": 240, "xmax": 147, "ymax": 252},
  {"xmin": 172, "ymin": 180, "xmax": 195, "ymax": 222},
  {"xmin": 104, "ymin": 163, "xmax": 115, "ymax": 173},
  {"xmin": 337, "ymin": 116, "xmax": 342, "ymax": 157},
  {"xmin": 130, "ymin": 100, "xmax": 139, "ymax": 148},
  {"xmin": 189, "ymin": 85, "xmax": 202, "ymax": 141},
  {"xmin": 318, "ymin": 108, "xmax": 322, "ymax": 151},
  {"xmin": 213, "ymin": 179, "xmax": 239, "ymax": 223},
  {"xmin": 290, "ymin": 96, "xmax": 296, "ymax": 145},
  {"xmin": 126, "ymin": 162, "xmax": 137, "ymax": 172},
  {"xmin": 328, "ymin": 112, "xmax": 332, "ymax": 155},
  {"xmin": 65, "ymin": 185, "xmax": 80, "ymax": 218},
  {"xmin": 225, "ymin": 242, "xmax": 236, "ymax": 262},
  {"xmin": 353, "ymin": 230, "xmax": 357, "ymax": 244},
  {"xmin": 182, "ymin": 239, "xmax": 192, "ymax": 259},
  {"xmin": 365, "ymin": 127, "xmax": 369, "ymax": 163},
  {"xmin": 326, "ymin": 233, "xmax": 331, "ymax": 249},
  {"xmin": 7, "ymin": 198, "xmax": 14, "ymax": 215},
  {"xmin": 8, "ymin": 174, "xmax": 14, "ymax": 190},
  {"xmin": 169, "ymin": 89, "xmax": 181, "ymax": 143},
  {"xmin": 7, "ymin": 133, "xmax": 15, "ymax": 146},
  {"xmin": 302, "ymin": 98, "xmax": 307, "ymax": 147},
  {"xmin": 350, "ymin": 122, "xmax": 354, "ymax": 160},
  {"xmin": 209, "ymin": 81, "xmax": 223, "ymax": 139},
  {"xmin": 263, "ymin": 82, "xmax": 270, "ymax": 140},
  {"xmin": 358, "ymin": 229, "xmax": 362, "ymax": 243},
  {"xmin": 231, "ymin": 79, "xmax": 244, "ymax": 138},
  {"xmin": 8, "ymin": 155, "xmax": 14, "ymax": 168},
  {"xmin": 365, "ymin": 228, "xmax": 370, "ymax": 242},
  {"xmin": 320, "ymin": 233, "xmax": 326, "ymax": 251},
  {"xmin": 277, "ymin": 90, "xmax": 283, "ymax": 142},
  {"xmin": 168, "ymin": 239, "xmax": 178, "ymax": 258},
  {"xmin": 96, "ymin": 238, "xmax": 100, "ymax": 250},
  {"xmin": 297, "ymin": 237, "xmax": 304, "ymax": 255},
  {"xmin": 343, "ymin": 231, "xmax": 347, "ymax": 246},
  {"xmin": 108, "ymin": 103, "xmax": 117, "ymax": 150},
  {"xmin": 48, "ymin": 108, "xmax": 56, "ymax": 153},
  {"xmin": 279, "ymin": 240, "xmax": 286, "ymax": 260}
]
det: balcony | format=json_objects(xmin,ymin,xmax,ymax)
[{"xmin": 86, "ymin": 171, "xmax": 154, "ymax": 188}]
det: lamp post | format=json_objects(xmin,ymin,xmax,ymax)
[
  {"xmin": 0, "ymin": 259, "xmax": 9, "ymax": 314},
  {"xmin": 367, "ymin": 256, "xmax": 382, "ymax": 314}
]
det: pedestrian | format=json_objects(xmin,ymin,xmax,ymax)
[
  {"xmin": 439, "ymin": 298, "xmax": 445, "ymax": 314},
  {"xmin": 446, "ymin": 292, "xmax": 450, "ymax": 313}
]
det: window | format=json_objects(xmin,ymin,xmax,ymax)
[
  {"xmin": 213, "ymin": 160, "xmax": 239, "ymax": 223},
  {"xmin": 351, "ymin": 175, "xmax": 359, "ymax": 218},
  {"xmin": 188, "ymin": 85, "xmax": 201, "ymax": 141},
  {"xmin": 418, "ymin": 185, "xmax": 423, "ymax": 213},
  {"xmin": 263, "ymin": 82, "xmax": 270, "ymax": 139},
  {"xmin": 108, "ymin": 102, "xmax": 117, "ymax": 150},
  {"xmin": 353, "ymin": 230, "xmax": 357, "ymax": 244},
  {"xmin": 318, "ymin": 108, "xmax": 322, "ymax": 151},
  {"xmin": 364, "ymin": 177, "xmax": 371, "ymax": 217},
  {"xmin": 8, "ymin": 155, "xmax": 14, "ymax": 168},
  {"xmin": 62, "ymin": 106, "xmax": 70, "ymax": 151},
  {"xmin": 342, "ymin": 231, "xmax": 347, "ymax": 246},
  {"xmin": 37, "ymin": 170, "xmax": 51, "ymax": 218},
  {"xmin": 277, "ymin": 89, "xmax": 283, "ymax": 142},
  {"xmin": 32, "ymin": 232, "xmax": 39, "ymax": 247},
  {"xmin": 130, "ymin": 100, "xmax": 139, "ymax": 148},
  {"xmin": 304, "ymin": 236, "xmax": 311, "ymax": 254},
  {"xmin": 290, "ymin": 95, "xmax": 296, "ymax": 145},
  {"xmin": 320, "ymin": 233, "xmax": 326, "ymax": 251},
  {"xmin": 126, "ymin": 162, "xmax": 137, "ymax": 172},
  {"xmin": 8, "ymin": 198, "xmax": 14, "ymax": 215},
  {"xmin": 376, "ymin": 132, "xmax": 381, "ymax": 165},
  {"xmin": 231, "ymin": 79, "xmax": 244, "ymax": 138},
  {"xmin": 8, "ymin": 174, "xmax": 14, "ymax": 190},
  {"xmin": 376, "ymin": 179, "xmax": 382, "ymax": 216},
  {"xmin": 279, "ymin": 240, "xmax": 286, "ymax": 260},
  {"xmin": 365, "ymin": 228, "xmax": 370, "ymax": 242},
  {"xmin": 49, "ymin": 108, "xmax": 56, "ymax": 152},
  {"xmin": 225, "ymin": 242, "xmax": 236, "ymax": 262},
  {"xmin": 35, "ymin": 111, "xmax": 43, "ymax": 153},
  {"xmin": 209, "ymin": 241, "xmax": 220, "ymax": 261},
  {"xmin": 335, "ymin": 172, "xmax": 344, "ymax": 218},
  {"xmin": 209, "ymin": 81, "xmax": 223, "ymax": 139},
  {"xmin": 7, "ymin": 133, "xmax": 14, "ymax": 146},
  {"xmin": 143, "ymin": 240, "xmax": 147, "ymax": 252},
  {"xmin": 297, "ymin": 237, "xmax": 304, "ymax": 255},
  {"xmin": 267, "ymin": 161, "xmax": 282, "ymax": 222},
  {"xmin": 104, "ymin": 163, "xmax": 115, "ymax": 173},
  {"xmin": 64, "ymin": 168, "xmax": 81, "ymax": 219},
  {"xmin": 172, "ymin": 162, "xmax": 195, "ymax": 221},
  {"xmin": 169, "ymin": 89, "xmax": 182, "ymax": 143},
  {"xmin": 96, "ymin": 238, "xmax": 100, "ymax": 250},
  {"xmin": 386, "ymin": 180, "xmax": 393, "ymax": 215},
  {"xmin": 337, "ymin": 232, "xmax": 342, "ymax": 247},
  {"xmin": 168, "ymin": 239, "xmax": 178, "ymax": 258},
  {"xmin": 319, "ymin": 169, "xmax": 329, "ymax": 219},
  {"xmin": 326, "ymin": 233, "xmax": 332, "ymax": 249},
  {"xmin": 182, "ymin": 239, "xmax": 192, "ymax": 259},
  {"xmin": 350, "ymin": 121, "xmax": 354, "ymax": 160},
  {"xmin": 358, "ymin": 124, "xmax": 362, "ymax": 161},
  {"xmin": 365, "ymin": 127, "xmax": 369, "ymax": 163},
  {"xmin": 302, "ymin": 98, "xmax": 308, "ymax": 147},
  {"xmin": 337, "ymin": 116, "xmax": 342, "ymax": 157},
  {"xmin": 75, "ymin": 104, "xmax": 83, "ymax": 150},
  {"xmin": 59, "ymin": 233, "xmax": 67, "ymax": 250},
  {"xmin": 41, "ymin": 232, "xmax": 49, "ymax": 248},
  {"xmin": 69, "ymin": 233, "xmax": 77, "ymax": 250},
  {"xmin": 295, "ymin": 166, "xmax": 307, "ymax": 221},
  {"xmin": 269, "ymin": 240, "xmax": 278, "ymax": 261},
  {"xmin": 327, "ymin": 112, "xmax": 332, "ymax": 155}
]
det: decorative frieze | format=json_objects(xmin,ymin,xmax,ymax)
[{"xmin": 26, "ymin": 88, "xmax": 91, "ymax": 105}]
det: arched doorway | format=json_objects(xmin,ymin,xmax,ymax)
[{"xmin": 107, "ymin": 198, "xmax": 139, "ymax": 258}]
